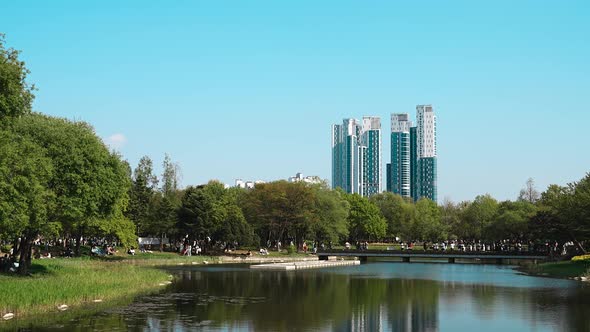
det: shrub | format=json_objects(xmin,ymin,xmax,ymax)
[
  {"xmin": 287, "ymin": 244, "xmax": 296, "ymax": 254},
  {"xmin": 0, "ymin": 245, "xmax": 11, "ymax": 253},
  {"xmin": 572, "ymin": 254, "xmax": 590, "ymax": 262}
]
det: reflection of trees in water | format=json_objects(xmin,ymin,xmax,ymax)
[
  {"xmin": 131, "ymin": 270, "xmax": 442, "ymax": 331},
  {"xmin": 22, "ymin": 267, "xmax": 590, "ymax": 332}
]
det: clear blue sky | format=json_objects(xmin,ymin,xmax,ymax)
[{"xmin": 2, "ymin": 0, "xmax": 589, "ymax": 202}]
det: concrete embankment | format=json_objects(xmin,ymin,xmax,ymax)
[
  {"xmin": 219, "ymin": 256, "xmax": 319, "ymax": 264},
  {"xmin": 250, "ymin": 260, "xmax": 360, "ymax": 271}
]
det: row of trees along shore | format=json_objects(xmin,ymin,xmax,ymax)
[
  {"xmin": 1, "ymin": 34, "xmax": 590, "ymax": 275},
  {"xmin": 126, "ymin": 167, "xmax": 590, "ymax": 256}
]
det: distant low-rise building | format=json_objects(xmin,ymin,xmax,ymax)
[
  {"xmin": 235, "ymin": 179, "xmax": 266, "ymax": 189},
  {"xmin": 288, "ymin": 172, "xmax": 323, "ymax": 185}
]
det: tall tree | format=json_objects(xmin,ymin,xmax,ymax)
[
  {"xmin": 127, "ymin": 156, "xmax": 158, "ymax": 234},
  {"xmin": 461, "ymin": 194, "xmax": 499, "ymax": 240},
  {"xmin": 530, "ymin": 185, "xmax": 569, "ymax": 244},
  {"xmin": 344, "ymin": 194, "xmax": 387, "ymax": 242},
  {"xmin": 161, "ymin": 154, "xmax": 181, "ymax": 200},
  {"xmin": 519, "ymin": 178, "xmax": 540, "ymax": 203},
  {"xmin": 370, "ymin": 192, "xmax": 414, "ymax": 240},
  {"xmin": 179, "ymin": 181, "xmax": 254, "ymax": 250},
  {"xmin": 150, "ymin": 195, "xmax": 178, "ymax": 251},
  {"xmin": 439, "ymin": 199, "xmax": 467, "ymax": 240},
  {"xmin": 571, "ymin": 174, "xmax": 590, "ymax": 240},
  {"xmin": 0, "ymin": 34, "xmax": 35, "ymax": 119},
  {"xmin": 491, "ymin": 200, "xmax": 536, "ymax": 241},
  {"xmin": 0, "ymin": 130, "xmax": 54, "ymax": 274},
  {"xmin": 12, "ymin": 114, "xmax": 131, "ymax": 256},
  {"xmin": 412, "ymin": 198, "xmax": 445, "ymax": 242},
  {"xmin": 311, "ymin": 187, "xmax": 350, "ymax": 244},
  {"xmin": 241, "ymin": 181, "xmax": 315, "ymax": 248}
]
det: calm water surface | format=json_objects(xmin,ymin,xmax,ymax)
[{"xmin": 8, "ymin": 262, "xmax": 590, "ymax": 331}]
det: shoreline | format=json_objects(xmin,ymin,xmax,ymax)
[
  {"xmin": 0, "ymin": 253, "xmax": 315, "ymax": 323},
  {"xmin": 3, "ymin": 253, "xmax": 587, "ymax": 325},
  {"xmin": 514, "ymin": 260, "xmax": 590, "ymax": 281}
]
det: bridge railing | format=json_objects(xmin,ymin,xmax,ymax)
[{"xmin": 316, "ymin": 249, "xmax": 549, "ymax": 257}]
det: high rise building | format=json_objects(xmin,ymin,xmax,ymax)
[
  {"xmin": 361, "ymin": 116, "xmax": 382, "ymax": 196},
  {"xmin": 332, "ymin": 119, "xmax": 363, "ymax": 195},
  {"xmin": 410, "ymin": 126, "xmax": 419, "ymax": 201},
  {"xmin": 415, "ymin": 105, "xmax": 437, "ymax": 202},
  {"xmin": 387, "ymin": 114, "xmax": 411, "ymax": 198},
  {"xmin": 387, "ymin": 105, "xmax": 437, "ymax": 202},
  {"xmin": 332, "ymin": 117, "xmax": 382, "ymax": 197}
]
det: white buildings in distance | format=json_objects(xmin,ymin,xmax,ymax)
[{"xmin": 234, "ymin": 172, "xmax": 323, "ymax": 189}]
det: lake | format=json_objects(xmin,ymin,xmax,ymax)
[{"xmin": 8, "ymin": 262, "xmax": 590, "ymax": 331}]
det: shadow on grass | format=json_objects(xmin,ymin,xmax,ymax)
[{"xmin": 0, "ymin": 262, "xmax": 52, "ymax": 278}]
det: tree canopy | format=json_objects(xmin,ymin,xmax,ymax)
[{"xmin": 0, "ymin": 34, "xmax": 34, "ymax": 119}]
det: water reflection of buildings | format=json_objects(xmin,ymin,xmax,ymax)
[
  {"xmin": 389, "ymin": 300, "xmax": 438, "ymax": 332},
  {"xmin": 335, "ymin": 299, "xmax": 438, "ymax": 332},
  {"xmin": 335, "ymin": 304, "xmax": 388, "ymax": 332}
]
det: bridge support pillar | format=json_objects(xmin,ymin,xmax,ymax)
[
  {"xmin": 318, "ymin": 255, "xmax": 328, "ymax": 261},
  {"xmin": 448, "ymin": 258, "xmax": 455, "ymax": 264},
  {"xmin": 402, "ymin": 257, "xmax": 410, "ymax": 263},
  {"xmin": 496, "ymin": 258, "xmax": 503, "ymax": 265},
  {"xmin": 359, "ymin": 256, "xmax": 368, "ymax": 263}
]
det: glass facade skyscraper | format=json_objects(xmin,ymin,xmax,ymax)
[
  {"xmin": 387, "ymin": 114, "xmax": 411, "ymax": 198},
  {"xmin": 332, "ymin": 117, "xmax": 382, "ymax": 197},
  {"xmin": 387, "ymin": 105, "xmax": 437, "ymax": 202},
  {"xmin": 332, "ymin": 119, "xmax": 362, "ymax": 195},
  {"xmin": 410, "ymin": 126, "xmax": 419, "ymax": 202},
  {"xmin": 415, "ymin": 105, "xmax": 437, "ymax": 202}
]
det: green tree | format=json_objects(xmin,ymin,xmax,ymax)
[
  {"xmin": 150, "ymin": 195, "xmax": 179, "ymax": 251},
  {"xmin": 549, "ymin": 174, "xmax": 590, "ymax": 253},
  {"xmin": 0, "ymin": 34, "xmax": 35, "ymax": 119},
  {"xmin": 344, "ymin": 194, "xmax": 386, "ymax": 242},
  {"xmin": 12, "ymin": 114, "xmax": 131, "ymax": 256},
  {"xmin": 412, "ymin": 198, "xmax": 445, "ymax": 241},
  {"xmin": 370, "ymin": 192, "xmax": 414, "ymax": 240},
  {"xmin": 440, "ymin": 199, "xmax": 467, "ymax": 240},
  {"xmin": 179, "ymin": 181, "xmax": 255, "ymax": 249},
  {"xmin": 461, "ymin": 194, "xmax": 499, "ymax": 240},
  {"xmin": 0, "ymin": 130, "xmax": 54, "ymax": 274},
  {"xmin": 311, "ymin": 187, "xmax": 350, "ymax": 244},
  {"xmin": 127, "ymin": 156, "xmax": 158, "ymax": 234},
  {"xmin": 490, "ymin": 200, "xmax": 536, "ymax": 241},
  {"xmin": 529, "ymin": 184, "xmax": 570, "ymax": 251},
  {"xmin": 566, "ymin": 174, "xmax": 590, "ymax": 252},
  {"xmin": 241, "ymin": 181, "xmax": 315, "ymax": 248},
  {"xmin": 214, "ymin": 205, "xmax": 256, "ymax": 247}
]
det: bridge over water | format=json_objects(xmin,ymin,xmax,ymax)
[{"xmin": 317, "ymin": 250, "xmax": 549, "ymax": 264}]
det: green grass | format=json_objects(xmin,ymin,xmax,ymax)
[
  {"xmin": 524, "ymin": 260, "xmax": 590, "ymax": 278},
  {"xmin": 0, "ymin": 257, "xmax": 170, "ymax": 318}
]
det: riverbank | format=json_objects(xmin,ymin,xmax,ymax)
[
  {"xmin": 0, "ymin": 258, "xmax": 170, "ymax": 320},
  {"xmin": 0, "ymin": 251, "xmax": 314, "ymax": 321},
  {"xmin": 519, "ymin": 259, "xmax": 590, "ymax": 280}
]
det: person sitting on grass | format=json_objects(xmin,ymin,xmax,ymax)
[{"xmin": 106, "ymin": 245, "xmax": 116, "ymax": 255}]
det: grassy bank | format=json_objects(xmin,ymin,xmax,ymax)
[
  {"xmin": 0, "ymin": 250, "xmax": 313, "ymax": 320},
  {"xmin": 522, "ymin": 260, "xmax": 590, "ymax": 279},
  {"xmin": 0, "ymin": 258, "xmax": 170, "ymax": 319}
]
